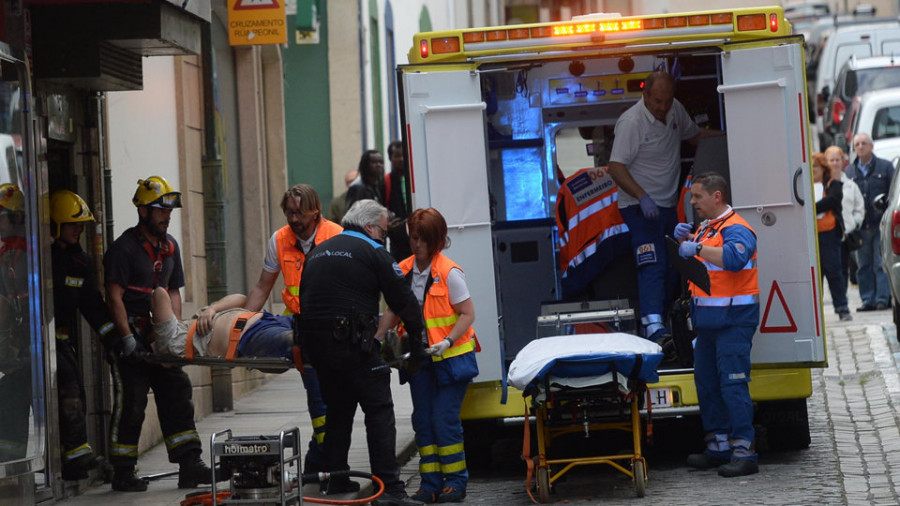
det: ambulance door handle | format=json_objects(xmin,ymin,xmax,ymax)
[
  {"xmin": 793, "ymin": 168, "xmax": 804, "ymax": 206},
  {"xmin": 421, "ymin": 103, "xmax": 487, "ymax": 115},
  {"xmin": 716, "ymin": 78, "xmax": 786, "ymax": 93}
]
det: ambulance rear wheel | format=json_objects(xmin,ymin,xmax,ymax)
[
  {"xmin": 633, "ymin": 460, "xmax": 646, "ymax": 498},
  {"xmin": 537, "ymin": 467, "xmax": 551, "ymax": 503}
]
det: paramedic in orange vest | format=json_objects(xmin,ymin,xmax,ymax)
[
  {"xmin": 376, "ymin": 208, "xmax": 478, "ymax": 504},
  {"xmin": 673, "ymin": 173, "xmax": 759, "ymax": 478},
  {"xmin": 243, "ymin": 183, "xmax": 342, "ymax": 474}
]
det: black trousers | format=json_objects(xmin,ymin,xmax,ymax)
[
  {"xmin": 305, "ymin": 327, "xmax": 404, "ymax": 494},
  {"xmin": 109, "ymin": 357, "xmax": 200, "ymax": 467},
  {"xmin": 57, "ymin": 340, "xmax": 93, "ymax": 463},
  {"xmin": 0, "ymin": 365, "xmax": 30, "ymax": 460}
]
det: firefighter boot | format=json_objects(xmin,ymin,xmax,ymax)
[
  {"xmin": 111, "ymin": 466, "xmax": 148, "ymax": 492},
  {"xmin": 177, "ymin": 451, "xmax": 215, "ymax": 489}
]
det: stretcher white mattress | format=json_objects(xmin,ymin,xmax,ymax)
[{"xmin": 508, "ymin": 333, "xmax": 663, "ymax": 394}]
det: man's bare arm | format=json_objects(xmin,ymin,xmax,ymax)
[
  {"xmin": 244, "ymin": 270, "xmax": 279, "ymax": 312},
  {"xmin": 106, "ymin": 282, "xmax": 131, "ymax": 338},
  {"xmin": 168, "ymin": 288, "xmax": 183, "ymax": 320},
  {"xmin": 196, "ymin": 294, "xmax": 249, "ymax": 335},
  {"xmin": 608, "ymin": 161, "xmax": 646, "ymax": 199}
]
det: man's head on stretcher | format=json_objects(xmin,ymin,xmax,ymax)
[{"xmin": 149, "ymin": 287, "xmax": 294, "ymax": 361}]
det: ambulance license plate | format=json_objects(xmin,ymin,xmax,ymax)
[{"xmin": 649, "ymin": 388, "xmax": 672, "ymax": 408}]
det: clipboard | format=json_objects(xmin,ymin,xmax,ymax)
[{"xmin": 666, "ymin": 236, "xmax": 711, "ymax": 295}]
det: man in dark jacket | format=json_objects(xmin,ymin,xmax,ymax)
[
  {"xmin": 298, "ymin": 199, "xmax": 427, "ymax": 506},
  {"xmin": 845, "ymin": 133, "xmax": 896, "ymax": 311}
]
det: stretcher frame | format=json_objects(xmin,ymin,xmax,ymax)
[
  {"xmin": 529, "ymin": 359, "xmax": 652, "ymax": 501},
  {"xmin": 143, "ymin": 354, "xmax": 294, "ymax": 372}
]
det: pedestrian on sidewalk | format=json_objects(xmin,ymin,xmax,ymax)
[
  {"xmin": 376, "ymin": 208, "xmax": 478, "ymax": 504},
  {"xmin": 297, "ymin": 199, "xmax": 428, "ymax": 506},
  {"xmin": 812, "ymin": 152, "xmax": 850, "ymax": 321},
  {"xmin": 104, "ymin": 176, "xmax": 218, "ymax": 492},
  {"xmin": 674, "ymin": 173, "xmax": 760, "ymax": 478},
  {"xmin": 845, "ymin": 133, "xmax": 894, "ymax": 311}
]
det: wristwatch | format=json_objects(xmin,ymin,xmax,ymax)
[{"xmin": 695, "ymin": 243, "xmax": 703, "ymax": 255}]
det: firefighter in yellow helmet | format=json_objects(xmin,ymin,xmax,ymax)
[
  {"xmin": 103, "ymin": 176, "xmax": 219, "ymax": 491},
  {"xmin": 0, "ymin": 183, "xmax": 29, "ymax": 463},
  {"xmin": 50, "ymin": 189, "xmax": 123, "ymax": 480}
]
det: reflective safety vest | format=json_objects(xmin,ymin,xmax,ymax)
[
  {"xmin": 275, "ymin": 219, "xmax": 343, "ymax": 314},
  {"xmin": 399, "ymin": 253, "xmax": 476, "ymax": 362},
  {"xmin": 556, "ymin": 166, "xmax": 629, "ymax": 274},
  {"xmin": 689, "ymin": 210, "xmax": 759, "ymax": 307}
]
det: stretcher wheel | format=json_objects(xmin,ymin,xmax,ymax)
[
  {"xmin": 633, "ymin": 459, "xmax": 646, "ymax": 498},
  {"xmin": 536, "ymin": 466, "xmax": 551, "ymax": 503}
]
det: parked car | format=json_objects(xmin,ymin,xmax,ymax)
[
  {"xmin": 878, "ymin": 152, "xmax": 900, "ymax": 327},
  {"xmin": 842, "ymin": 89, "xmax": 900, "ymax": 163},
  {"xmin": 814, "ymin": 21, "xmax": 900, "ymax": 147},
  {"xmin": 822, "ymin": 56, "xmax": 900, "ymax": 148}
]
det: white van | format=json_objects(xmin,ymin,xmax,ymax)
[{"xmin": 814, "ymin": 21, "xmax": 900, "ymax": 146}]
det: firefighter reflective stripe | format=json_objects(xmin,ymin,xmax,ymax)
[
  {"xmin": 63, "ymin": 442, "xmax": 93, "ymax": 462},
  {"xmin": 287, "ymin": 285, "xmax": 299, "ymax": 296},
  {"xmin": 57, "ymin": 331, "xmax": 70, "ymax": 340},
  {"xmin": 427, "ymin": 313, "xmax": 459, "ymax": 329},
  {"xmin": 65, "ymin": 275, "xmax": 84, "ymax": 287},
  {"xmin": 110, "ymin": 443, "xmax": 139, "ymax": 458},
  {"xmin": 99, "ymin": 321, "xmax": 115, "ymax": 336},
  {"xmin": 694, "ymin": 294, "xmax": 760, "ymax": 307},
  {"xmin": 440, "ymin": 459, "xmax": 467, "ymax": 474},
  {"xmin": 419, "ymin": 443, "xmax": 441, "ymax": 475},
  {"xmin": 419, "ymin": 444, "xmax": 438, "ymax": 456},
  {"xmin": 420, "ymin": 461, "xmax": 441, "ymax": 473},
  {"xmin": 702, "ymin": 258, "xmax": 757, "ymax": 272},
  {"xmin": 438, "ymin": 442, "xmax": 466, "ymax": 474},
  {"xmin": 559, "ymin": 192, "xmax": 619, "ymax": 248},
  {"xmin": 165, "ymin": 429, "xmax": 201, "ymax": 451},
  {"xmin": 312, "ymin": 414, "xmax": 326, "ymax": 443}
]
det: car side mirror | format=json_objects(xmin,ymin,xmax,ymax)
[{"xmin": 874, "ymin": 193, "xmax": 888, "ymax": 213}]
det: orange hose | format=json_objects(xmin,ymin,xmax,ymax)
[{"xmin": 302, "ymin": 474, "xmax": 385, "ymax": 505}]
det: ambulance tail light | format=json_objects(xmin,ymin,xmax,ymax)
[
  {"xmin": 737, "ymin": 14, "xmax": 766, "ymax": 31},
  {"xmin": 892, "ymin": 211, "xmax": 900, "ymax": 254},
  {"xmin": 770, "ymin": 13, "xmax": 778, "ymax": 32},
  {"xmin": 431, "ymin": 37, "xmax": 460, "ymax": 54},
  {"xmin": 420, "ymin": 39, "xmax": 429, "ymax": 59}
]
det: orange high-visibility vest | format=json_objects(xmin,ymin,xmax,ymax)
[
  {"xmin": 399, "ymin": 253, "xmax": 476, "ymax": 362},
  {"xmin": 275, "ymin": 219, "xmax": 343, "ymax": 314},
  {"xmin": 688, "ymin": 211, "xmax": 759, "ymax": 306},
  {"xmin": 556, "ymin": 166, "xmax": 628, "ymax": 273},
  {"xmin": 816, "ymin": 180, "xmax": 838, "ymax": 233}
]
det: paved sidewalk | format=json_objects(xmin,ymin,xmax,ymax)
[
  {"xmin": 819, "ymin": 281, "xmax": 900, "ymax": 505},
  {"xmin": 59, "ymin": 369, "xmax": 418, "ymax": 505}
]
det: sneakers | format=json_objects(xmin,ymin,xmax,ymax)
[
  {"xmin": 839, "ymin": 311, "xmax": 853, "ymax": 321},
  {"xmin": 858, "ymin": 303, "xmax": 877, "ymax": 312},
  {"xmin": 437, "ymin": 487, "xmax": 466, "ymax": 503},
  {"xmin": 177, "ymin": 454, "xmax": 215, "ymax": 489},
  {"xmin": 111, "ymin": 467, "xmax": 148, "ymax": 492},
  {"xmin": 876, "ymin": 301, "xmax": 891, "ymax": 310},
  {"xmin": 321, "ymin": 477, "xmax": 361, "ymax": 495},
  {"xmin": 686, "ymin": 452, "xmax": 729, "ymax": 470},
  {"xmin": 718, "ymin": 459, "xmax": 759, "ymax": 478},
  {"xmin": 411, "ymin": 489, "xmax": 439, "ymax": 503}
]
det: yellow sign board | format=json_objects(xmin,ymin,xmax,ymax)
[{"xmin": 228, "ymin": 0, "xmax": 287, "ymax": 46}]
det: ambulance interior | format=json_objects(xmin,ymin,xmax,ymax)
[{"xmin": 482, "ymin": 50, "xmax": 728, "ymax": 365}]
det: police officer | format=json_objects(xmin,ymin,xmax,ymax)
[
  {"xmin": 674, "ymin": 173, "xmax": 759, "ymax": 478},
  {"xmin": 243, "ymin": 183, "xmax": 342, "ymax": 475},
  {"xmin": 298, "ymin": 199, "xmax": 427, "ymax": 506},
  {"xmin": 50, "ymin": 190, "xmax": 123, "ymax": 480},
  {"xmin": 104, "ymin": 176, "xmax": 215, "ymax": 491},
  {"xmin": 0, "ymin": 184, "xmax": 31, "ymax": 462}
]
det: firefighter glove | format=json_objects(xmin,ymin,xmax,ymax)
[
  {"xmin": 638, "ymin": 194, "xmax": 659, "ymax": 219},
  {"xmin": 120, "ymin": 334, "xmax": 137, "ymax": 356},
  {"xmin": 674, "ymin": 222, "xmax": 693, "ymax": 240},
  {"xmin": 678, "ymin": 240, "xmax": 700, "ymax": 259},
  {"xmin": 429, "ymin": 337, "xmax": 452, "ymax": 357}
]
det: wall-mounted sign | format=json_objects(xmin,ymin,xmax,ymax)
[{"xmin": 228, "ymin": 0, "xmax": 287, "ymax": 46}]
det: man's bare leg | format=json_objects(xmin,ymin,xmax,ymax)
[{"xmin": 151, "ymin": 287, "xmax": 174, "ymax": 324}]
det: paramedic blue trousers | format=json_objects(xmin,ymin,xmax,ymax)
[
  {"xmin": 109, "ymin": 356, "xmax": 201, "ymax": 467},
  {"xmin": 57, "ymin": 339, "xmax": 95, "ymax": 466},
  {"xmin": 409, "ymin": 358, "xmax": 469, "ymax": 494},
  {"xmin": 619, "ymin": 205, "xmax": 678, "ymax": 337},
  {"xmin": 299, "ymin": 365, "xmax": 327, "ymax": 471},
  {"xmin": 693, "ymin": 324, "xmax": 756, "ymax": 461}
]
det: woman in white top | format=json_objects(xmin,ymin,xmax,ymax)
[{"xmin": 826, "ymin": 146, "xmax": 864, "ymax": 288}]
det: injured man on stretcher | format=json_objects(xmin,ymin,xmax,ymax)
[{"xmin": 150, "ymin": 287, "xmax": 294, "ymax": 361}]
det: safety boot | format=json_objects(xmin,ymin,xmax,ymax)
[
  {"xmin": 686, "ymin": 452, "xmax": 729, "ymax": 470},
  {"xmin": 177, "ymin": 453, "xmax": 215, "ymax": 489},
  {"xmin": 111, "ymin": 466, "xmax": 148, "ymax": 492},
  {"xmin": 321, "ymin": 477, "xmax": 361, "ymax": 495},
  {"xmin": 62, "ymin": 454, "xmax": 99, "ymax": 481},
  {"xmin": 718, "ymin": 459, "xmax": 759, "ymax": 478}
]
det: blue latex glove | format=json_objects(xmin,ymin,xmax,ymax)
[
  {"xmin": 678, "ymin": 241, "xmax": 699, "ymax": 259},
  {"xmin": 639, "ymin": 194, "xmax": 659, "ymax": 219},
  {"xmin": 674, "ymin": 222, "xmax": 693, "ymax": 240}
]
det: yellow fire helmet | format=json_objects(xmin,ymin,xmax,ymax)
[
  {"xmin": 132, "ymin": 175, "xmax": 182, "ymax": 208},
  {"xmin": 0, "ymin": 183, "xmax": 24, "ymax": 214},
  {"xmin": 50, "ymin": 189, "xmax": 94, "ymax": 239}
]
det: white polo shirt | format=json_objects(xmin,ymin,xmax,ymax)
[{"xmin": 609, "ymin": 97, "xmax": 700, "ymax": 208}]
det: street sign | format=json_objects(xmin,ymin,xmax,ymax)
[{"xmin": 228, "ymin": 0, "xmax": 287, "ymax": 46}]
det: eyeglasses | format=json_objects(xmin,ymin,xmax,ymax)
[
  {"xmin": 369, "ymin": 224, "xmax": 387, "ymax": 239},
  {"xmin": 285, "ymin": 210, "xmax": 314, "ymax": 219}
]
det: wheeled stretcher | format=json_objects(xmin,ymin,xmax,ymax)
[{"xmin": 509, "ymin": 332, "xmax": 663, "ymax": 501}]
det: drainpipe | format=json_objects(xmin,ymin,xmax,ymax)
[{"xmin": 201, "ymin": 22, "xmax": 233, "ymax": 412}]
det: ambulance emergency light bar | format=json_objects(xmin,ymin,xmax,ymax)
[{"xmin": 409, "ymin": 6, "xmax": 789, "ymax": 64}]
